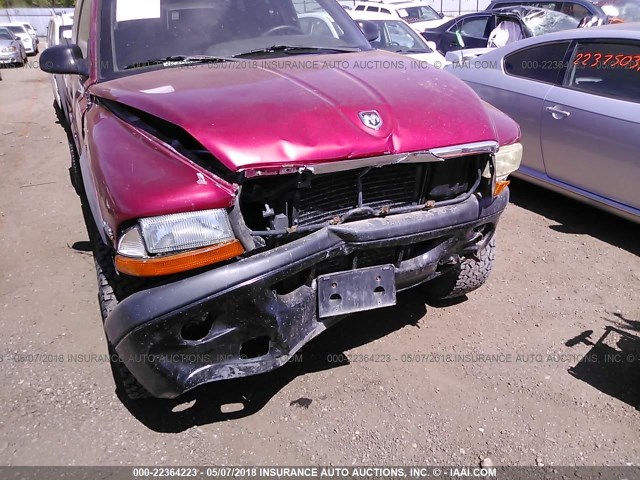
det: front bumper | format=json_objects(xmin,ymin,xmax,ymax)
[
  {"xmin": 106, "ymin": 190, "xmax": 509, "ymax": 398},
  {"xmin": 0, "ymin": 53, "xmax": 21, "ymax": 64}
]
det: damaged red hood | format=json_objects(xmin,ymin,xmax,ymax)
[{"xmin": 91, "ymin": 50, "xmax": 506, "ymax": 172}]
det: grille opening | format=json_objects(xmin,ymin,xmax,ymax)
[
  {"xmin": 239, "ymin": 156, "xmax": 486, "ymax": 238},
  {"xmin": 180, "ymin": 314, "xmax": 215, "ymax": 342},
  {"xmin": 240, "ymin": 336, "xmax": 270, "ymax": 359}
]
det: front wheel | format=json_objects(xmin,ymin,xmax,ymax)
[
  {"xmin": 87, "ymin": 209, "xmax": 151, "ymax": 401},
  {"xmin": 424, "ymin": 237, "xmax": 496, "ymax": 301}
]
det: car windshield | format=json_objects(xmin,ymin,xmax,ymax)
[
  {"xmin": 592, "ymin": 0, "xmax": 640, "ymax": 20},
  {"xmin": 396, "ymin": 5, "xmax": 441, "ymax": 22},
  {"xmin": 0, "ymin": 29, "xmax": 12, "ymax": 40},
  {"xmin": 4, "ymin": 26, "xmax": 26, "ymax": 35},
  {"xmin": 99, "ymin": 0, "xmax": 371, "ymax": 79},
  {"xmin": 367, "ymin": 19, "xmax": 433, "ymax": 52},
  {"xmin": 60, "ymin": 25, "xmax": 73, "ymax": 40},
  {"xmin": 519, "ymin": 8, "xmax": 579, "ymax": 34}
]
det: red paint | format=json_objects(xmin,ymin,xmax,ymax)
[
  {"xmin": 90, "ymin": 50, "xmax": 520, "ymax": 174},
  {"xmin": 85, "ymin": 104, "xmax": 236, "ymax": 232}
]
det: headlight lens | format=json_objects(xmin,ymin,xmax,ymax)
[
  {"xmin": 491, "ymin": 142, "xmax": 523, "ymax": 179},
  {"xmin": 1, "ymin": 46, "xmax": 17, "ymax": 53},
  {"xmin": 138, "ymin": 209, "xmax": 235, "ymax": 255}
]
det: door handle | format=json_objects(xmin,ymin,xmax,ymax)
[{"xmin": 545, "ymin": 105, "xmax": 571, "ymax": 118}]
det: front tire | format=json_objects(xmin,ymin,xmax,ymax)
[
  {"xmin": 83, "ymin": 203, "xmax": 152, "ymax": 401},
  {"xmin": 425, "ymin": 237, "xmax": 496, "ymax": 301},
  {"xmin": 93, "ymin": 233, "xmax": 152, "ymax": 400}
]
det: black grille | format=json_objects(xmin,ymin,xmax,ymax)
[
  {"xmin": 239, "ymin": 155, "xmax": 484, "ymax": 234},
  {"xmin": 297, "ymin": 164, "xmax": 421, "ymax": 227}
]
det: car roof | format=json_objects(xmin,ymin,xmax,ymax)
[
  {"xmin": 0, "ymin": 22, "xmax": 27, "ymax": 28},
  {"xmin": 347, "ymin": 0, "xmax": 432, "ymax": 7},
  {"xmin": 349, "ymin": 10, "xmax": 399, "ymax": 19},
  {"xmin": 524, "ymin": 20, "xmax": 640, "ymax": 39},
  {"xmin": 472, "ymin": 21, "xmax": 640, "ymax": 60}
]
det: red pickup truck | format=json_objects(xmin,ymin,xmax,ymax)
[{"xmin": 42, "ymin": 0, "xmax": 521, "ymax": 399}]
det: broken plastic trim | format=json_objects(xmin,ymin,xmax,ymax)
[{"xmin": 249, "ymin": 168, "xmax": 484, "ymax": 237}]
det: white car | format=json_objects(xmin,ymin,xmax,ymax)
[
  {"xmin": 21, "ymin": 22, "xmax": 39, "ymax": 53},
  {"xmin": 46, "ymin": 14, "xmax": 74, "ymax": 118},
  {"xmin": 348, "ymin": 11, "xmax": 447, "ymax": 66},
  {"xmin": 0, "ymin": 23, "xmax": 36, "ymax": 55},
  {"xmin": 340, "ymin": 0, "xmax": 451, "ymax": 32},
  {"xmin": 299, "ymin": 12, "xmax": 345, "ymax": 39}
]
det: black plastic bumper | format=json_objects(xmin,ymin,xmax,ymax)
[{"xmin": 105, "ymin": 190, "xmax": 509, "ymax": 398}]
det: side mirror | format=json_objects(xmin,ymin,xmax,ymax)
[
  {"xmin": 439, "ymin": 12, "xmax": 444, "ymax": 18},
  {"xmin": 40, "ymin": 44, "xmax": 89, "ymax": 77},
  {"xmin": 356, "ymin": 20, "xmax": 380, "ymax": 42}
]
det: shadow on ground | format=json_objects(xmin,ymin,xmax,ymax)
[
  {"xmin": 509, "ymin": 179, "xmax": 640, "ymax": 256},
  {"xmin": 567, "ymin": 322, "xmax": 640, "ymax": 411},
  {"xmin": 117, "ymin": 291, "xmax": 430, "ymax": 432}
]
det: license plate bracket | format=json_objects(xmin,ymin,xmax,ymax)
[{"xmin": 317, "ymin": 265, "xmax": 396, "ymax": 319}]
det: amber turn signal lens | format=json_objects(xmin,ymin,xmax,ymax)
[
  {"xmin": 115, "ymin": 240, "xmax": 244, "ymax": 277},
  {"xmin": 494, "ymin": 180, "xmax": 510, "ymax": 197}
]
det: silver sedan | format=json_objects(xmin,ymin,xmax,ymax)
[
  {"xmin": 446, "ymin": 23, "xmax": 640, "ymax": 223},
  {"xmin": 0, "ymin": 27, "xmax": 27, "ymax": 67}
]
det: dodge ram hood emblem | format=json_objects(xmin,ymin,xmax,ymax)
[{"xmin": 359, "ymin": 110, "xmax": 383, "ymax": 130}]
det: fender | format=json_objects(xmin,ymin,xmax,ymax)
[{"xmin": 83, "ymin": 104, "xmax": 237, "ymax": 246}]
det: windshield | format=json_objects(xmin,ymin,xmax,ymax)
[
  {"xmin": 367, "ymin": 19, "xmax": 432, "ymax": 52},
  {"xmin": 60, "ymin": 25, "xmax": 73, "ymax": 40},
  {"xmin": 593, "ymin": 0, "xmax": 640, "ymax": 20},
  {"xmin": 0, "ymin": 29, "xmax": 12, "ymax": 40},
  {"xmin": 396, "ymin": 5, "xmax": 441, "ymax": 22},
  {"xmin": 519, "ymin": 8, "xmax": 579, "ymax": 34},
  {"xmin": 99, "ymin": 0, "xmax": 371, "ymax": 79},
  {"xmin": 4, "ymin": 26, "xmax": 26, "ymax": 35}
]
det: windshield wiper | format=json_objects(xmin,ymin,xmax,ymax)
[
  {"xmin": 124, "ymin": 55, "xmax": 236, "ymax": 70},
  {"xmin": 395, "ymin": 49, "xmax": 430, "ymax": 54},
  {"xmin": 232, "ymin": 45, "xmax": 361, "ymax": 58}
]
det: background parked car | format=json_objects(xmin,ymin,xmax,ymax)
[
  {"xmin": 0, "ymin": 26, "xmax": 27, "ymax": 68},
  {"xmin": 348, "ymin": 10, "xmax": 447, "ymax": 66},
  {"xmin": 340, "ymin": 0, "xmax": 451, "ymax": 31},
  {"xmin": 422, "ymin": 6, "xmax": 578, "ymax": 53},
  {"xmin": 46, "ymin": 13, "xmax": 74, "ymax": 120},
  {"xmin": 0, "ymin": 23, "xmax": 36, "ymax": 56},
  {"xmin": 446, "ymin": 23, "xmax": 640, "ymax": 223},
  {"xmin": 299, "ymin": 11, "xmax": 346, "ymax": 38},
  {"xmin": 21, "ymin": 22, "xmax": 39, "ymax": 53},
  {"xmin": 486, "ymin": 0, "xmax": 640, "ymax": 23}
]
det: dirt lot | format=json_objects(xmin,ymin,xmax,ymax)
[{"xmin": 0, "ymin": 59, "xmax": 639, "ymax": 468}]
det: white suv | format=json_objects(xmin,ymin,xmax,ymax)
[{"xmin": 340, "ymin": 0, "xmax": 450, "ymax": 32}]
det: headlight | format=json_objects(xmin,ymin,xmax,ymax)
[
  {"xmin": 139, "ymin": 209, "xmax": 235, "ymax": 254},
  {"xmin": 482, "ymin": 142, "xmax": 522, "ymax": 197},
  {"xmin": 492, "ymin": 142, "xmax": 523, "ymax": 180},
  {"xmin": 1, "ymin": 47, "xmax": 17, "ymax": 53},
  {"xmin": 115, "ymin": 209, "xmax": 244, "ymax": 277}
]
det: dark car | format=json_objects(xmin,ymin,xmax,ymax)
[
  {"xmin": 40, "ymin": 0, "xmax": 521, "ymax": 400},
  {"xmin": 486, "ymin": 0, "xmax": 640, "ymax": 23},
  {"xmin": 422, "ymin": 6, "xmax": 578, "ymax": 54}
]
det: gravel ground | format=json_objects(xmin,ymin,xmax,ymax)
[{"xmin": 0, "ymin": 59, "xmax": 638, "ymax": 467}]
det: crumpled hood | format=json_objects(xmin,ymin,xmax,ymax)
[{"xmin": 91, "ymin": 50, "xmax": 504, "ymax": 172}]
